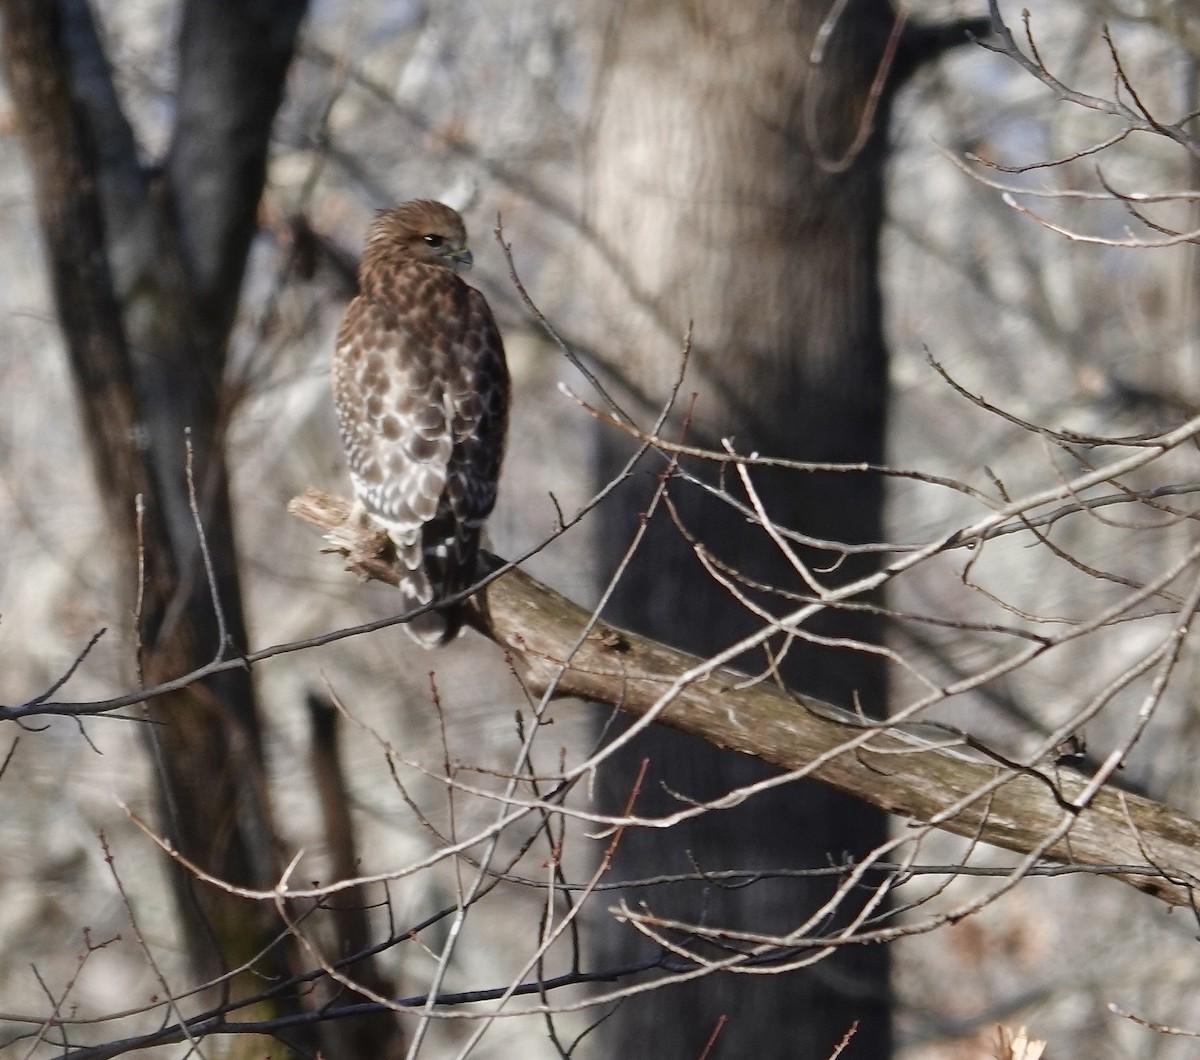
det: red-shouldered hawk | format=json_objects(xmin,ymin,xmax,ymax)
[{"xmin": 332, "ymin": 201, "xmax": 509, "ymax": 646}]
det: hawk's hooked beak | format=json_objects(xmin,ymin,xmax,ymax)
[{"xmin": 449, "ymin": 245, "xmax": 473, "ymax": 270}]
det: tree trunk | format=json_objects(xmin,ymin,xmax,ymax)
[
  {"xmin": 1, "ymin": 2, "xmax": 324, "ymax": 1054},
  {"xmin": 581, "ymin": 2, "xmax": 899, "ymax": 1054}
]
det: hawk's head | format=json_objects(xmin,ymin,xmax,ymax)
[{"xmin": 367, "ymin": 200, "xmax": 473, "ymax": 272}]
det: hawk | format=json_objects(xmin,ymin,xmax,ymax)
[{"xmin": 332, "ymin": 201, "xmax": 509, "ymax": 646}]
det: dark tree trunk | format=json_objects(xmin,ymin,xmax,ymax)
[
  {"xmin": 580, "ymin": 2, "xmax": 914, "ymax": 1054},
  {"xmin": 0, "ymin": 3, "xmax": 370, "ymax": 1056}
]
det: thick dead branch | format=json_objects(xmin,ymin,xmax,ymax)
[{"xmin": 291, "ymin": 487, "xmax": 1200, "ymax": 909}]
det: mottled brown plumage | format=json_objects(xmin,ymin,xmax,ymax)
[{"xmin": 332, "ymin": 201, "xmax": 509, "ymax": 646}]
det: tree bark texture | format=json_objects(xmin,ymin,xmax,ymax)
[{"xmin": 578, "ymin": 2, "xmax": 901, "ymax": 1054}]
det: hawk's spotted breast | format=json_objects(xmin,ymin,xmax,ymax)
[{"xmin": 332, "ymin": 200, "xmax": 510, "ymax": 646}]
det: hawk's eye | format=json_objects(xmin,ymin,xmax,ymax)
[{"xmin": 422, "ymin": 234, "xmax": 445, "ymax": 248}]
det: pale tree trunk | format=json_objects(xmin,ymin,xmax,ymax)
[{"xmin": 578, "ymin": 2, "xmax": 973, "ymax": 1054}]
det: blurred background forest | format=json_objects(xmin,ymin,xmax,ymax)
[{"xmin": 4, "ymin": 0, "xmax": 1200, "ymax": 1057}]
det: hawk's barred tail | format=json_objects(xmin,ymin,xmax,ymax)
[
  {"xmin": 403, "ymin": 600, "xmax": 463, "ymax": 648},
  {"xmin": 395, "ymin": 520, "xmax": 481, "ymax": 648}
]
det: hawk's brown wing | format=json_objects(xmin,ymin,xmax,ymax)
[
  {"xmin": 332, "ymin": 292, "xmax": 454, "ymax": 537},
  {"xmin": 444, "ymin": 286, "xmax": 509, "ymax": 528},
  {"xmin": 332, "ymin": 267, "xmax": 509, "ymax": 645}
]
